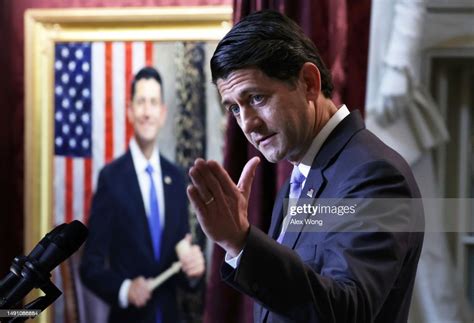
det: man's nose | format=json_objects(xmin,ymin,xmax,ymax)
[
  {"xmin": 240, "ymin": 108, "xmax": 262, "ymax": 134},
  {"xmin": 143, "ymin": 102, "xmax": 152, "ymax": 115}
]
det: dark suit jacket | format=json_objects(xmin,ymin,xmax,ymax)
[
  {"xmin": 222, "ymin": 111, "xmax": 424, "ymax": 322},
  {"xmin": 80, "ymin": 151, "xmax": 189, "ymax": 323}
]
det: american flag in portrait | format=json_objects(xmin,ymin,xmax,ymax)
[{"xmin": 53, "ymin": 41, "xmax": 155, "ymax": 226}]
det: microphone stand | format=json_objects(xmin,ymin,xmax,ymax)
[
  {"xmin": 0, "ymin": 257, "xmax": 62, "ymax": 322},
  {"xmin": 0, "ymin": 220, "xmax": 87, "ymax": 322},
  {"xmin": 0, "ymin": 256, "xmax": 26, "ymax": 296}
]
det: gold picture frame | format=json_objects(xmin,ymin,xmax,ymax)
[{"xmin": 24, "ymin": 6, "xmax": 231, "ymax": 323}]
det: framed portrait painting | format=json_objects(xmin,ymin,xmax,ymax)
[{"xmin": 24, "ymin": 6, "xmax": 231, "ymax": 323}]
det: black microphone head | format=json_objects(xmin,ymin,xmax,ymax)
[
  {"xmin": 37, "ymin": 220, "xmax": 88, "ymax": 273},
  {"xmin": 53, "ymin": 220, "xmax": 88, "ymax": 255},
  {"xmin": 46, "ymin": 223, "xmax": 68, "ymax": 240},
  {"xmin": 28, "ymin": 223, "xmax": 68, "ymax": 260}
]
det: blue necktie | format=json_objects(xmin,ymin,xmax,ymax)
[
  {"xmin": 145, "ymin": 164, "xmax": 161, "ymax": 261},
  {"xmin": 277, "ymin": 166, "xmax": 306, "ymax": 243},
  {"xmin": 289, "ymin": 166, "xmax": 305, "ymax": 200}
]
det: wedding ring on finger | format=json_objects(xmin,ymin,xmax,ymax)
[{"xmin": 205, "ymin": 196, "xmax": 215, "ymax": 206}]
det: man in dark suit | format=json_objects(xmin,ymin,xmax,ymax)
[
  {"xmin": 80, "ymin": 67, "xmax": 205, "ymax": 323},
  {"xmin": 187, "ymin": 11, "xmax": 424, "ymax": 323}
]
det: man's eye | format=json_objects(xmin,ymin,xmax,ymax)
[
  {"xmin": 250, "ymin": 95, "xmax": 264, "ymax": 105},
  {"xmin": 229, "ymin": 104, "xmax": 240, "ymax": 115},
  {"xmin": 150, "ymin": 99, "xmax": 160, "ymax": 107}
]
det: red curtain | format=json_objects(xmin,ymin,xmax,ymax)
[
  {"xmin": 0, "ymin": 0, "xmax": 231, "ymax": 283},
  {"xmin": 204, "ymin": 1, "xmax": 371, "ymax": 322}
]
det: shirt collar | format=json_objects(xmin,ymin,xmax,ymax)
[
  {"xmin": 297, "ymin": 105, "xmax": 350, "ymax": 177},
  {"xmin": 129, "ymin": 137, "xmax": 160, "ymax": 172}
]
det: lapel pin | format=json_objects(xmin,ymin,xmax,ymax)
[
  {"xmin": 164, "ymin": 176, "xmax": 172, "ymax": 185},
  {"xmin": 306, "ymin": 189, "xmax": 314, "ymax": 198}
]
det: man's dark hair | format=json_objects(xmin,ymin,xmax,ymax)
[
  {"xmin": 211, "ymin": 10, "xmax": 333, "ymax": 98},
  {"xmin": 131, "ymin": 66, "xmax": 164, "ymax": 99}
]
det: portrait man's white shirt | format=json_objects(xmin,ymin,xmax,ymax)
[{"xmin": 118, "ymin": 138, "xmax": 165, "ymax": 308}]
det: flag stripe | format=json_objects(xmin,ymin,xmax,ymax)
[
  {"xmin": 55, "ymin": 156, "xmax": 65, "ymax": 224},
  {"xmin": 132, "ymin": 42, "xmax": 145, "ymax": 74},
  {"xmin": 73, "ymin": 158, "xmax": 84, "ymax": 221},
  {"xmin": 65, "ymin": 158, "xmax": 73, "ymax": 223},
  {"xmin": 105, "ymin": 42, "xmax": 114, "ymax": 163},
  {"xmin": 125, "ymin": 42, "xmax": 133, "ymax": 146},
  {"xmin": 112, "ymin": 42, "xmax": 125, "ymax": 158},
  {"xmin": 84, "ymin": 158, "xmax": 92, "ymax": 224},
  {"xmin": 92, "ymin": 42, "xmax": 105, "ymax": 192},
  {"xmin": 146, "ymin": 41, "xmax": 153, "ymax": 66}
]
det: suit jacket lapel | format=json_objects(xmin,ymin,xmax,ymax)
[
  {"xmin": 313, "ymin": 110, "xmax": 365, "ymax": 170},
  {"xmin": 158, "ymin": 156, "xmax": 177, "ymax": 264},
  {"xmin": 268, "ymin": 179, "xmax": 290, "ymax": 240},
  {"xmin": 301, "ymin": 170, "xmax": 325, "ymax": 200}
]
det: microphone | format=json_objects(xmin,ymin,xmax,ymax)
[
  {"xmin": 0, "ymin": 220, "xmax": 88, "ymax": 311},
  {"xmin": 28, "ymin": 223, "xmax": 68, "ymax": 261},
  {"xmin": 0, "ymin": 223, "xmax": 67, "ymax": 295},
  {"xmin": 35, "ymin": 220, "xmax": 88, "ymax": 274}
]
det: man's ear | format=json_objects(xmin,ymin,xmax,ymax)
[
  {"xmin": 299, "ymin": 62, "xmax": 321, "ymax": 102},
  {"xmin": 158, "ymin": 104, "xmax": 168, "ymax": 127},
  {"xmin": 126, "ymin": 105, "xmax": 133, "ymax": 123}
]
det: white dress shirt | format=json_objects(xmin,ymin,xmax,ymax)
[
  {"xmin": 118, "ymin": 138, "xmax": 166, "ymax": 308},
  {"xmin": 225, "ymin": 105, "xmax": 350, "ymax": 268}
]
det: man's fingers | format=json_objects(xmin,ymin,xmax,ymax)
[
  {"xmin": 187, "ymin": 185, "xmax": 207, "ymax": 215},
  {"xmin": 134, "ymin": 294, "xmax": 149, "ymax": 308},
  {"xmin": 180, "ymin": 245, "xmax": 205, "ymax": 277},
  {"xmin": 207, "ymin": 157, "xmax": 260, "ymax": 201},
  {"xmin": 182, "ymin": 258, "xmax": 205, "ymax": 273},
  {"xmin": 192, "ymin": 160, "xmax": 226, "ymax": 205},
  {"xmin": 237, "ymin": 157, "xmax": 260, "ymax": 200},
  {"xmin": 182, "ymin": 255, "xmax": 205, "ymax": 277},
  {"xmin": 189, "ymin": 163, "xmax": 214, "ymax": 203},
  {"xmin": 129, "ymin": 277, "xmax": 151, "ymax": 307},
  {"xmin": 184, "ymin": 233, "xmax": 192, "ymax": 244},
  {"xmin": 135, "ymin": 293, "xmax": 149, "ymax": 307}
]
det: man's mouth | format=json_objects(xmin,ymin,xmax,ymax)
[
  {"xmin": 256, "ymin": 133, "xmax": 277, "ymax": 147},
  {"xmin": 140, "ymin": 121, "xmax": 155, "ymax": 127}
]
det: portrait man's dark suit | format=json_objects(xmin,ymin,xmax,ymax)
[
  {"xmin": 80, "ymin": 151, "xmax": 189, "ymax": 323},
  {"xmin": 222, "ymin": 111, "xmax": 424, "ymax": 322}
]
